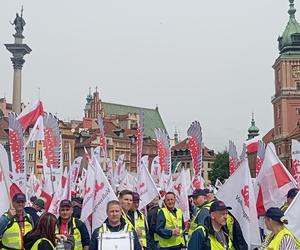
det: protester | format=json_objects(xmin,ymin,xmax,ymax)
[
  {"xmin": 188, "ymin": 189, "xmax": 210, "ymax": 236},
  {"xmin": 156, "ymin": 192, "xmax": 186, "ymax": 250},
  {"xmin": 188, "ymin": 200, "xmax": 237, "ymax": 250},
  {"xmin": 56, "ymin": 199, "xmax": 90, "ymax": 250},
  {"xmin": 24, "ymin": 198, "xmax": 45, "ymax": 225},
  {"xmin": 280, "ymin": 188, "xmax": 299, "ymax": 212},
  {"xmin": 204, "ymin": 188, "xmax": 216, "ymax": 205},
  {"xmin": 258, "ymin": 207, "xmax": 300, "ymax": 250},
  {"xmin": 119, "ymin": 189, "xmax": 135, "ymax": 227},
  {"xmin": 147, "ymin": 197, "xmax": 160, "ymax": 250},
  {"xmin": 129, "ymin": 192, "xmax": 149, "ymax": 249},
  {"xmin": 24, "ymin": 212, "xmax": 57, "ymax": 250},
  {"xmin": 89, "ymin": 200, "xmax": 142, "ymax": 250},
  {"xmin": 0, "ymin": 193, "xmax": 34, "ymax": 249}
]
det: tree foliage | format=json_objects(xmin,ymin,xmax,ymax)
[{"xmin": 208, "ymin": 151, "xmax": 229, "ymax": 184}]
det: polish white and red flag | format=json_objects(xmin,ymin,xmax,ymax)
[
  {"xmin": 17, "ymin": 100, "xmax": 44, "ymax": 130},
  {"xmin": 217, "ymin": 157, "xmax": 261, "ymax": 249},
  {"xmin": 154, "ymin": 128, "xmax": 171, "ymax": 190},
  {"xmin": 245, "ymin": 136, "xmax": 261, "ymax": 154},
  {"xmin": 25, "ymin": 115, "xmax": 45, "ymax": 147},
  {"xmin": 291, "ymin": 139, "xmax": 300, "ymax": 183},
  {"xmin": 92, "ymin": 153, "xmax": 118, "ymax": 231},
  {"xmin": 254, "ymin": 143, "xmax": 297, "ymax": 216},
  {"xmin": 187, "ymin": 121, "xmax": 203, "ymax": 189},
  {"xmin": 170, "ymin": 170, "xmax": 190, "ymax": 222},
  {"xmin": 9, "ymin": 113, "xmax": 26, "ymax": 195},
  {"xmin": 136, "ymin": 112, "xmax": 144, "ymax": 172},
  {"xmin": 138, "ymin": 155, "xmax": 159, "ymax": 210},
  {"xmin": 255, "ymin": 140, "xmax": 266, "ymax": 177}
]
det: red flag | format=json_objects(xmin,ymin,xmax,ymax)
[{"xmin": 17, "ymin": 100, "xmax": 44, "ymax": 130}]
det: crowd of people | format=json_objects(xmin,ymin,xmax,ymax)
[{"xmin": 0, "ymin": 187, "xmax": 299, "ymax": 250}]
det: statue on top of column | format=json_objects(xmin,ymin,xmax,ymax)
[{"xmin": 10, "ymin": 6, "xmax": 26, "ymax": 36}]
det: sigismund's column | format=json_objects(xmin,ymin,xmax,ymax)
[{"xmin": 5, "ymin": 8, "xmax": 31, "ymax": 114}]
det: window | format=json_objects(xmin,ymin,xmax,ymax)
[
  {"xmin": 297, "ymin": 82, "xmax": 300, "ymax": 91},
  {"xmin": 64, "ymin": 152, "xmax": 69, "ymax": 162},
  {"xmin": 297, "ymin": 108, "xmax": 300, "ymax": 115},
  {"xmin": 38, "ymin": 150, "xmax": 42, "ymax": 160},
  {"xmin": 28, "ymin": 153, "xmax": 34, "ymax": 162},
  {"xmin": 278, "ymin": 146, "xmax": 281, "ymax": 155},
  {"xmin": 277, "ymin": 106, "xmax": 281, "ymax": 119}
]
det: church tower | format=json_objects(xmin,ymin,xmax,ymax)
[{"xmin": 272, "ymin": 0, "xmax": 300, "ymax": 168}]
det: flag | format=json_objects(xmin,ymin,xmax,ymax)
[
  {"xmin": 26, "ymin": 171, "xmax": 42, "ymax": 200},
  {"xmin": 187, "ymin": 121, "xmax": 203, "ymax": 189},
  {"xmin": 255, "ymin": 140, "xmax": 265, "ymax": 177},
  {"xmin": 214, "ymin": 178, "xmax": 223, "ymax": 190},
  {"xmin": 285, "ymin": 191, "xmax": 300, "ymax": 239},
  {"xmin": 70, "ymin": 157, "xmax": 82, "ymax": 197},
  {"xmin": 216, "ymin": 157, "xmax": 261, "ymax": 249},
  {"xmin": 40, "ymin": 176, "xmax": 53, "ymax": 211},
  {"xmin": 9, "ymin": 113, "xmax": 26, "ymax": 194},
  {"xmin": 229, "ymin": 140, "xmax": 238, "ymax": 175},
  {"xmin": 97, "ymin": 114, "xmax": 107, "ymax": 157},
  {"xmin": 115, "ymin": 154, "xmax": 125, "ymax": 184},
  {"xmin": 170, "ymin": 171, "xmax": 190, "ymax": 222},
  {"xmin": 291, "ymin": 139, "xmax": 300, "ymax": 183},
  {"xmin": 154, "ymin": 128, "xmax": 171, "ymax": 190},
  {"xmin": 0, "ymin": 145, "xmax": 11, "ymax": 213},
  {"xmin": 137, "ymin": 156, "xmax": 159, "ymax": 210},
  {"xmin": 92, "ymin": 153, "xmax": 118, "ymax": 231},
  {"xmin": 245, "ymin": 136, "xmax": 261, "ymax": 154},
  {"xmin": 136, "ymin": 112, "xmax": 144, "ymax": 172},
  {"xmin": 119, "ymin": 172, "xmax": 137, "ymax": 192},
  {"xmin": 254, "ymin": 143, "xmax": 297, "ymax": 215},
  {"xmin": 17, "ymin": 100, "xmax": 44, "ymax": 130},
  {"xmin": 150, "ymin": 156, "xmax": 160, "ymax": 185},
  {"xmin": 25, "ymin": 115, "xmax": 44, "ymax": 147}
]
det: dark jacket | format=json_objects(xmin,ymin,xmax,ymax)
[
  {"xmin": 72, "ymin": 206, "xmax": 82, "ymax": 219},
  {"xmin": 24, "ymin": 207, "xmax": 39, "ymax": 225},
  {"xmin": 24, "ymin": 233, "xmax": 54, "ymax": 250},
  {"xmin": 228, "ymin": 212, "xmax": 248, "ymax": 250},
  {"xmin": 56, "ymin": 217, "xmax": 90, "ymax": 247},
  {"xmin": 156, "ymin": 207, "xmax": 186, "ymax": 249},
  {"xmin": 89, "ymin": 217, "xmax": 142, "ymax": 250},
  {"xmin": 194, "ymin": 202, "xmax": 210, "ymax": 226}
]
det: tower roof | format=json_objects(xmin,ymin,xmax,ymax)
[
  {"xmin": 278, "ymin": 0, "xmax": 300, "ymax": 54},
  {"xmin": 248, "ymin": 113, "xmax": 259, "ymax": 140}
]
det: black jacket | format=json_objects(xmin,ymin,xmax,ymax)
[
  {"xmin": 24, "ymin": 207, "xmax": 39, "ymax": 225},
  {"xmin": 24, "ymin": 233, "xmax": 54, "ymax": 250}
]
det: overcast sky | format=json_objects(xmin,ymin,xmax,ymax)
[{"xmin": 0, "ymin": 0, "xmax": 292, "ymax": 152}]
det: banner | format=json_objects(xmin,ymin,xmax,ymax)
[{"xmin": 291, "ymin": 139, "xmax": 300, "ymax": 183}]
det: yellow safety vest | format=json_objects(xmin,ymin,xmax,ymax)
[
  {"xmin": 194, "ymin": 225, "xmax": 235, "ymax": 250},
  {"xmin": 98, "ymin": 222, "xmax": 133, "ymax": 233},
  {"xmin": 158, "ymin": 208, "xmax": 185, "ymax": 248},
  {"xmin": 56, "ymin": 217, "xmax": 82, "ymax": 250},
  {"xmin": 134, "ymin": 212, "xmax": 147, "ymax": 248},
  {"xmin": 1, "ymin": 213, "xmax": 33, "ymax": 250},
  {"xmin": 188, "ymin": 203, "xmax": 210, "ymax": 236},
  {"xmin": 30, "ymin": 238, "xmax": 55, "ymax": 250},
  {"xmin": 265, "ymin": 227, "xmax": 300, "ymax": 250},
  {"xmin": 226, "ymin": 214, "xmax": 234, "ymax": 241}
]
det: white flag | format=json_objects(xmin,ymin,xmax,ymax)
[
  {"xmin": 138, "ymin": 156, "xmax": 159, "ymax": 210},
  {"xmin": 171, "ymin": 171, "xmax": 190, "ymax": 222},
  {"xmin": 92, "ymin": 154, "xmax": 118, "ymax": 231},
  {"xmin": 254, "ymin": 143, "xmax": 297, "ymax": 215},
  {"xmin": 115, "ymin": 154, "xmax": 125, "ymax": 184},
  {"xmin": 285, "ymin": 191, "xmax": 300, "ymax": 239},
  {"xmin": 25, "ymin": 115, "xmax": 44, "ymax": 147},
  {"xmin": 291, "ymin": 139, "xmax": 300, "ymax": 183},
  {"xmin": 217, "ymin": 158, "xmax": 261, "ymax": 249},
  {"xmin": 150, "ymin": 156, "xmax": 160, "ymax": 185},
  {"xmin": 118, "ymin": 172, "xmax": 137, "ymax": 192},
  {"xmin": 0, "ymin": 145, "xmax": 11, "ymax": 214}
]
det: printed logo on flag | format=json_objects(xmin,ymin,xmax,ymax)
[{"xmin": 241, "ymin": 185, "xmax": 249, "ymax": 208}]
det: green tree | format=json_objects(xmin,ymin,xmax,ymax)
[{"xmin": 208, "ymin": 151, "xmax": 229, "ymax": 184}]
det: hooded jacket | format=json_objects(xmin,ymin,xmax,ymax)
[{"xmin": 24, "ymin": 233, "xmax": 54, "ymax": 250}]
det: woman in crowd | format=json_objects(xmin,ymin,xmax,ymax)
[{"xmin": 24, "ymin": 212, "xmax": 57, "ymax": 250}]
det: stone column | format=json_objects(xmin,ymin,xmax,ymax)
[{"xmin": 5, "ymin": 35, "xmax": 31, "ymax": 114}]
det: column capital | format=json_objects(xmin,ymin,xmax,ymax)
[{"xmin": 11, "ymin": 57, "xmax": 25, "ymax": 70}]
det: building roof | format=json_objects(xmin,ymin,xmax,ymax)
[
  {"xmin": 102, "ymin": 102, "xmax": 166, "ymax": 138},
  {"xmin": 263, "ymin": 128, "xmax": 274, "ymax": 145},
  {"xmin": 278, "ymin": 0, "xmax": 300, "ymax": 54}
]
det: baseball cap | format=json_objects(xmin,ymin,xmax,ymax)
[
  {"xmin": 287, "ymin": 188, "xmax": 299, "ymax": 199},
  {"xmin": 59, "ymin": 199, "xmax": 72, "ymax": 208},
  {"xmin": 191, "ymin": 189, "xmax": 207, "ymax": 198},
  {"xmin": 264, "ymin": 207, "xmax": 286, "ymax": 223},
  {"xmin": 132, "ymin": 192, "xmax": 140, "ymax": 202},
  {"xmin": 12, "ymin": 193, "xmax": 26, "ymax": 203},
  {"xmin": 72, "ymin": 197, "xmax": 83, "ymax": 204},
  {"xmin": 210, "ymin": 200, "xmax": 232, "ymax": 213},
  {"xmin": 204, "ymin": 188, "xmax": 213, "ymax": 194},
  {"xmin": 33, "ymin": 199, "xmax": 45, "ymax": 209}
]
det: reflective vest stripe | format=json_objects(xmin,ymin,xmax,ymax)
[
  {"xmin": 134, "ymin": 212, "xmax": 147, "ymax": 248},
  {"xmin": 30, "ymin": 238, "xmax": 55, "ymax": 250},
  {"xmin": 266, "ymin": 227, "xmax": 300, "ymax": 249}
]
